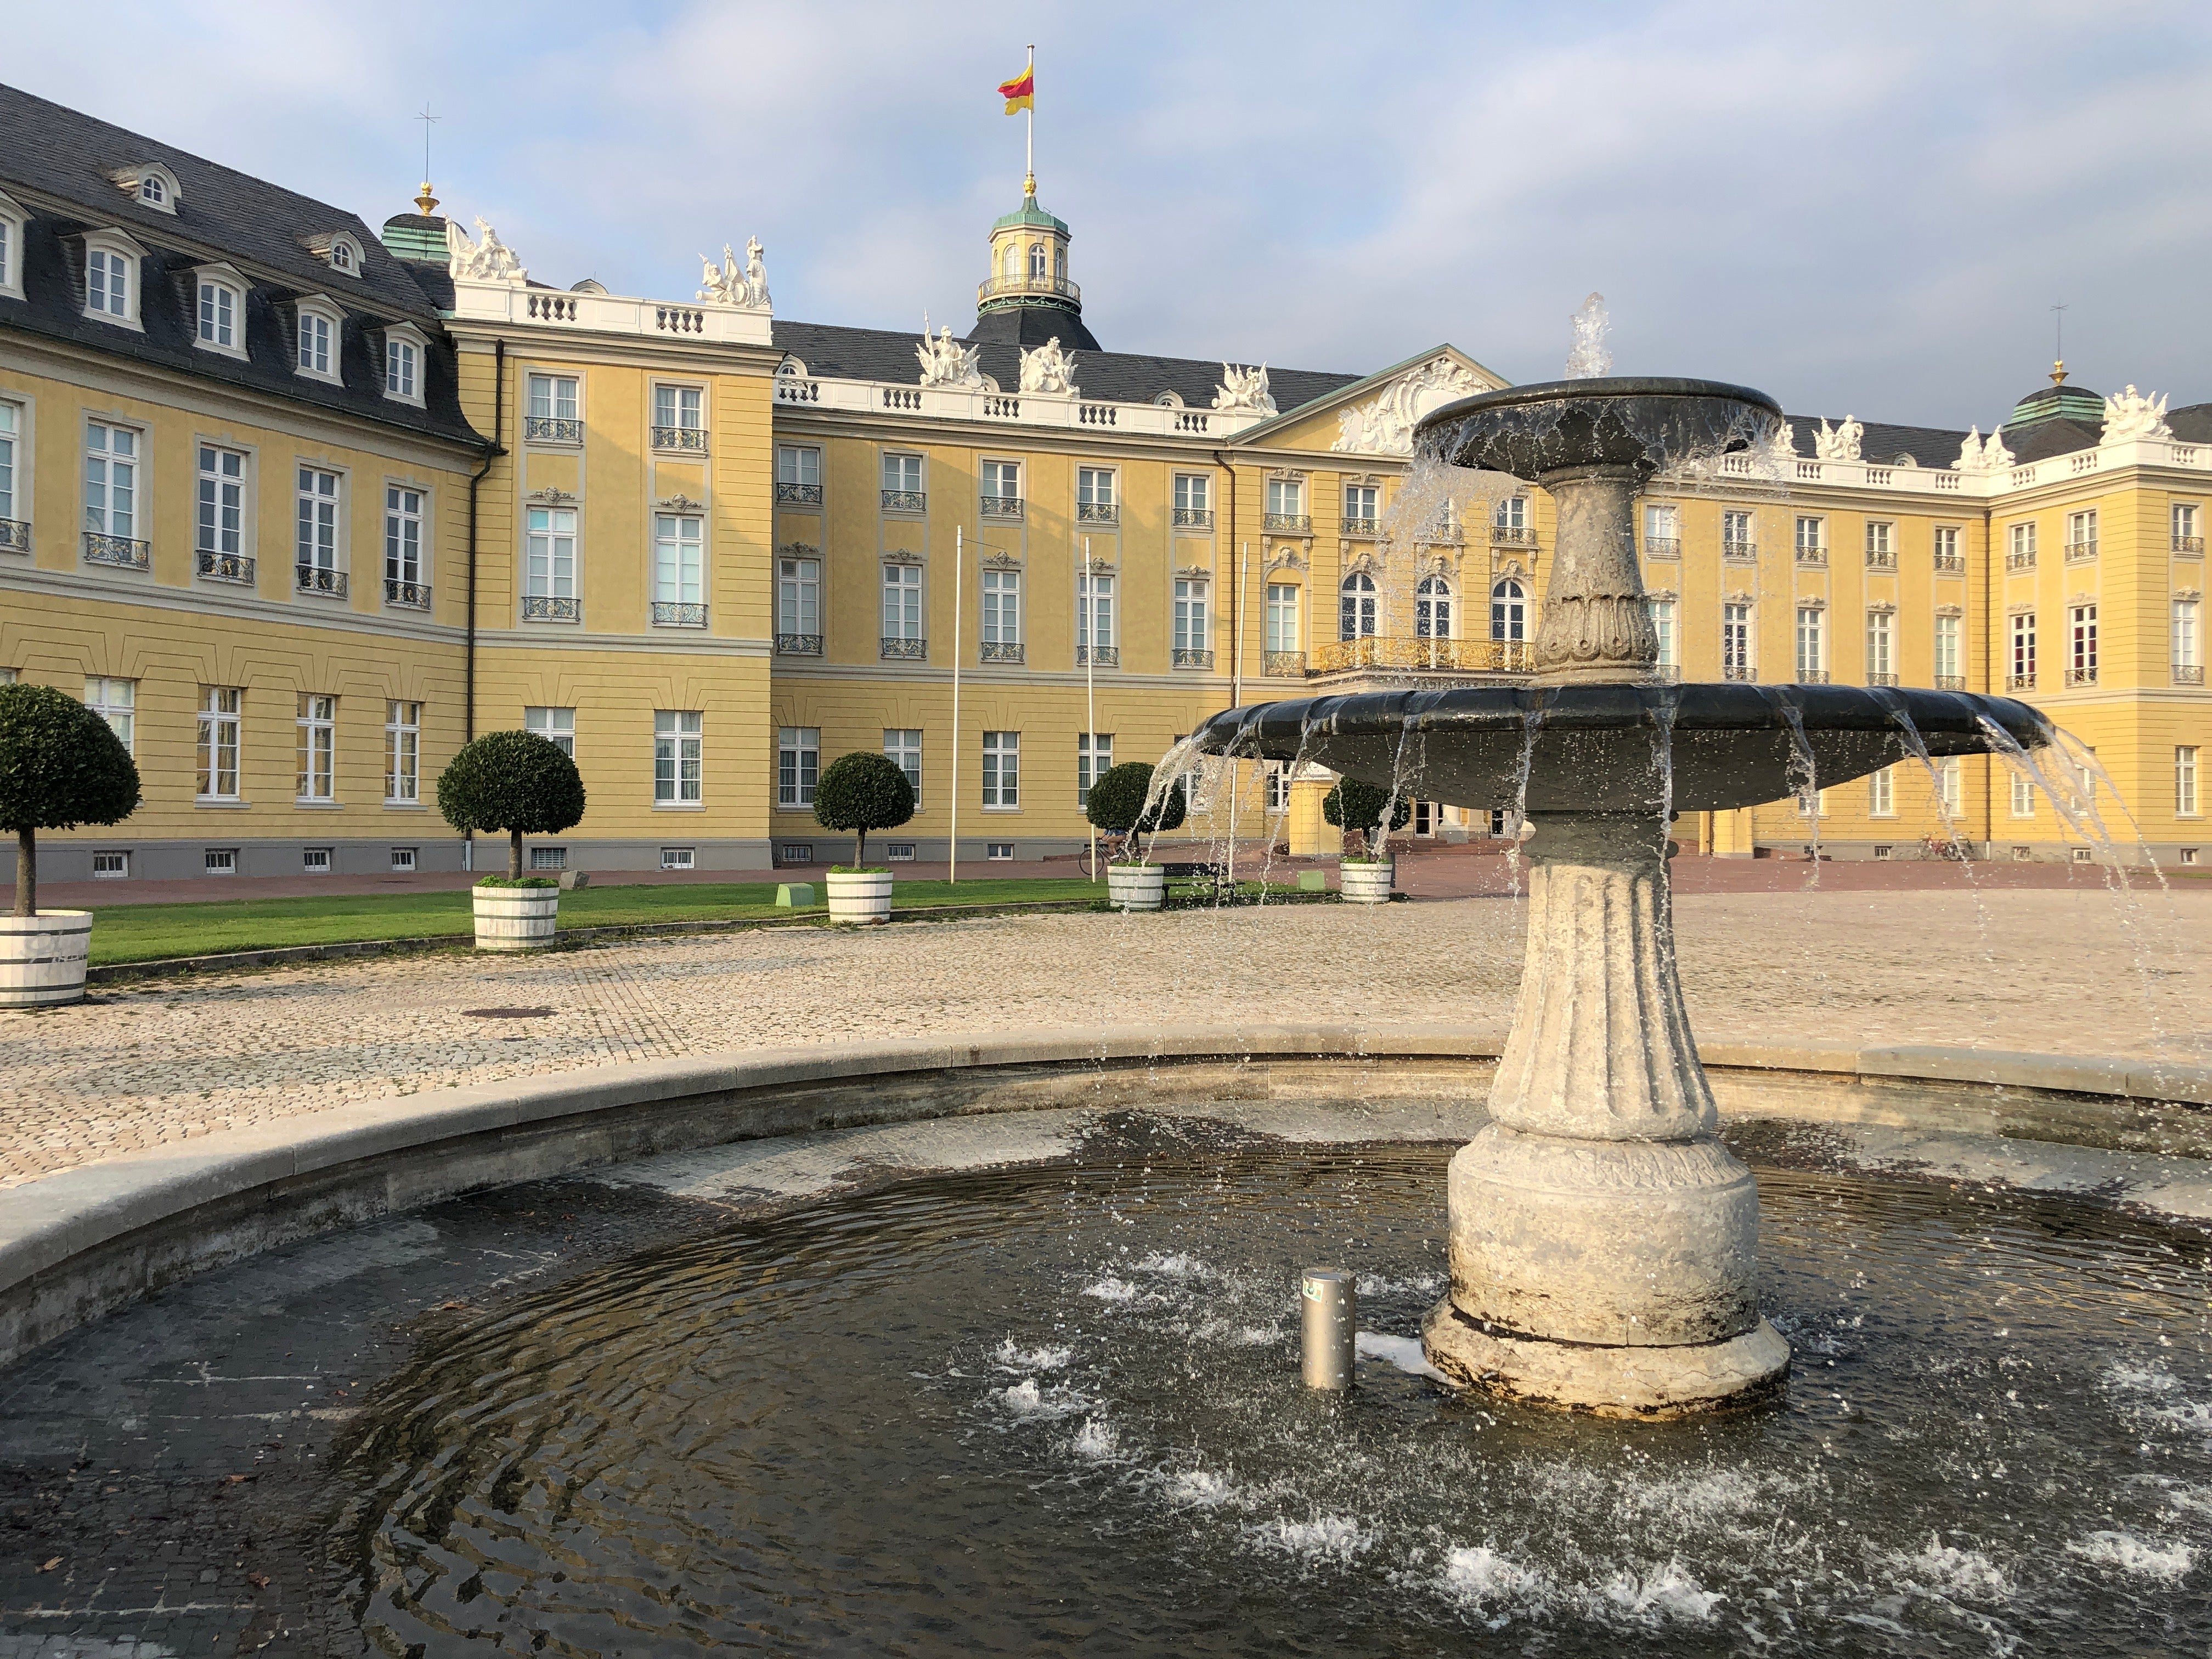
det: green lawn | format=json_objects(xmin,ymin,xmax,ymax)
[{"xmin": 84, "ymin": 876, "xmax": 1106, "ymax": 966}]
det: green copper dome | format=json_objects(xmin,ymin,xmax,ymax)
[
  {"xmin": 2004, "ymin": 378, "xmax": 2104, "ymax": 430},
  {"xmin": 991, "ymin": 192, "xmax": 1070, "ymax": 235}
]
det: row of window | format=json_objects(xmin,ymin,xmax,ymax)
[
  {"xmin": 1800, "ymin": 749, "xmax": 2201, "ymax": 820},
  {"xmin": 73, "ymin": 678, "xmax": 422, "ymax": 804},
  {"xmin": 523, "ymin": 374, "xmax": 706, "ymax": 450},
  {"xmin": 1643, "ymin": 506, "xmax": 2206, "ymax": 562}
]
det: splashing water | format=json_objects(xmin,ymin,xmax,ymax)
[
  {"xmin": 1503, "ymin": 700, "xmax": 1546, "ymax": 898},
  {"xmin": 1565, "ymin": 292, "xmax": 1612, "ymax": 379},
  {"xmin": 1773, "ymin": 698, "xmax": 1822, "ymax": 887}
]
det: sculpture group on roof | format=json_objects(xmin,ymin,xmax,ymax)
[
  {"xmin": 1812, "ymin": 415, "xmax": 1864, "ymax": 462},
  {"xmin": 2102, "ymin": 385, "xmax": 2171, "ymax": 443},
  {"xmin": 1212, "ymin": 363, "xmax": 1276, "ymax": 415},
  {"xmin": 697, "ymin": 238, "xmax": 770, "ymax": 309},
  {"xmin": 1952, "ymin": 426, "xmax": 2016, "ymax": 473},
  {"xmin": 447, "ymin": 216, "xmax": 525, "ymax": 283},
  {"xmin": 1019, "ymin": 337, "xmax": 1079, "ymax": 397},
  {"xmin": 915, "ymin": 318, "xmax": 985, "ymax": 388}
]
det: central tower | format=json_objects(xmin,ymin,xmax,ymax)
[{"xmin": 970, "ymin": 180, "xmax": 1098, "ymax": 351}]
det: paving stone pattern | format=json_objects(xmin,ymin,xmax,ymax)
[{"xmin": 5, "ymin": 888, "xmax": 2209, "ymax": 1192}]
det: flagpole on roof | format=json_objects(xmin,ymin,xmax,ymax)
[{"xmin": 1025, "ymin": 43, "xmax": 1035, "ymax": 195}]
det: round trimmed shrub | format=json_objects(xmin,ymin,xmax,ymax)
[
  {"xmin": 813, "ymin": 751, "xmax": 915, "ymax": 868},
  {"xmin": 435, "ymin": 730, "xmax": 586, "ymax": 879},
  {"xmin": 1085, "ymin": 761, "xmax": 1188, "ymax": 862},
  {"xmin": 0, "ymin": 682, "xmax": 142, "ymax": 916},
  {"xmin": 1322, "ymin": 777, "xmax": 1411, "ymax": 857}
]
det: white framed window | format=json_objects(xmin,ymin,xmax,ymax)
[
  {"xmin": 1796, "ymin": 787, "xmax": 1828, "ymax": 817},
  {"xmin": 1489, "ymin": 578, "xmax": 1526, "ymax": 643},
  {"xmin": 1937, "ymin": 756, "xmax": 1963, "ymax": 816},
  {"xmin": 295, "ymin": 304, "xmax": 339, "ymax": 380},
  {"xmin": 1865, "ymin": 520, "xmax": 1895, "ymax": 559},
  {"xmin": 2010, "ymin": 612, "xmax": 2037, "ymax": 684},
  {"xmin": 1650, "ymin": 598, "xmax": 1677, "ymax": 668},
  {"xmin": 1077, "ymin": 572, "xmax": 1115, "ymax": 661},
  {"xmin": 2176, "ymin": 600, "xmax": 2202, "ymax": 674},
  {"xmin": 390, "ymin": 847, "xmax": 416, "ymax": 872},
  {"xmin": 661, "ymin": 847, "xmax": 695, "ymax": 871},
  {"xmin": 1340, "ymin": 571, "xmax": 1377, "ymax": 640},
  {"xmin": 882, "ymin": 452, "xmax": 923, "ymax": 495},
  {"xmin": 654, "ymin": 710, "xmax": 703, "ymax": 805},
  {"xmin": 982, "ymin": 731, "xmax": 1019, "ymax": 808},
  {"xmin": 1415, "ymin": 575, "xmax": 1453, "ymax": 639},
  {"xmin": 1266, "ymin": 477, "xmax": 1304, "ymax": 518},
  {"xmin": 1266, "ymin": 763, "xmax": 1290, "ymax": 812},
  {"xmin": 1077, "ymin": 467, "xmax": 1116, "ymax": 516},
  {"xmin": 1795, "ymin": 607, "xmax": 1825, "ymax": 679},
  {"xmin": 883, "ymin": 562, "xmax": 923, "ymax": 642},
  {"xmin": 198, "ymin": 686, "xmax": 241, "ymax": 800},
  {"xmin": 325, "ymin": 233, "xmax": 363, "ymax": 275},
  {"xmin": 1174, "ymin": 473, "xmax": 1211, "ymax": 516},
  {"xmin": 1174, "ymin": 578, "xmax": 1211, "ymax": 653},
  {"xmin": 84, "ymin": 240, "xmax": 137, "ymax": 323},
  {"xmin": 982, "ymin": 459, "xmax": 1020, "ymax": 503},
  {"xmin": 195, "ymin": 444, "xmax": 247, "ymax": 563},
  {"xmin": 297, "ymin": 693, "xmax": 336, "ymax": 802},
  {"xmin": 0, "ymin": 202, "xmax": 19, "ymax": 300},
  {"xmin": 385, "ymin": 701, "xmax": 420, "ymax": 803},
  {"xmin": 777, "ymin": 444, "xmax": 821, "ymax": 489},
  {"xmin": 84, "ymin": 421, "xmax": 139, "ymax": 538},
  {"xmin": 2180, "ymin": 746, "xmax": 2200, "ymax": 817},
  {"xmin": 778, "ymin": 555, "xmax": 820, "ymax": 636},
  {"xmin": 524, "ymin": 706, "xmax": 575, "ymax": 757},
  {"xmin": 84, "ymin": 677, "xmax": 135, "ymax": 752},
  {"xmin": 133, "ymin": 167, "xmax": 176, "ymax": 211},
  {"xmin": 384, "ymin": 336, "xmax": 420, "ymax": 402},
  {"xmin": 885, "ymin": 843, "xmax": 916, "ymax": 862},
  {"xmin": 2069, "ymin": 605, "xmax": 2098, "ymax": 681},
  {"xmin": 987, "ymin": 841, "xmax": 1015, "ymax": 861},
  {"xmin": 1028, "ymin": 241, "xmax": 1047, "ymax": 280},
  {"xmin": 1496, "ymin": 494, "xmax": 1530, "ymax": 534},
  {"xmin": 296, "ymin": 466, "xmax": 340, "ymax": 579},
  {"xmin": 1644, "ymin": 503, "xmax": 1679, "ymax": 547},
  {"xmin": 2174, "ymin": 503, "xmax": 2200, "ymax": 551},
  {"xmin": 2009, "ymin": 522, "xmax": 2037, "ymax": 561},
  {"xmin": 653, "ymin": 514, "xmax": 704, "ymax": 605},
  {"xmin": 195, "ymin": 276, "xmax": 241, "ymax": 354},
  {"xmin": 1723, "ymin": 603, "xmax": 1754, "ymax": 678},
  {"xmin": 1265, "ymin": 583, "xmax": 1299, "ymax": 653},
  {"xmin": 1933, "ymin": 524, "xmax": 1961, "ymax": 565},
  {"xmin": 205, "ymin": 848, "xmax": 238, "ymax": 875},
  {"xmin": 1935, "ymin": 614, "xmax": 1962, "ymax": 683},
  {"xmin": 0, "ymin": 401, "xmax": 18, "ymax": 526},
  {"xmin": 1345, "ymin": 484, "xmax": 1379, "ymax": 524},
  {"xmin": 526, "ymin": 507, "xmax": 577, "ymax": 602},
  {"xmin": 385, "ymin": 486, "xmax": 425, "ymax": 593},
  {"xmin": 653, "ymin": 383, "xmax": 704, "ymax": 448},
  {"xmin": 1077, "ymin": 732, "xmax": 1111, "ymax": 804},
  {"xmin": 1865, "ymin": 610, "xmax": 1893, "ymax": 681},
  {"xmin": 2011, "ymin": 771, "xmax": 2036, "ymax": 817},
  {"xmin": 92, "ymin": 850, "xmax": 129, "ymax": 878},
  {"xmin": 884, "ymin": 729, "xmax": 922, "ymax": 806},
  {"xmin": 1722, "ymin": 509, "xmax": 1753, "ymax": 551},
  {"xmin": 777, "ymin": 726, "xmax": 819, "ymax": 808},
  {"xmin": 1002, "ymin": 243, "xmax": 1019, "ymax": 281},
  {"xmin": 1869, "ymin": 766, "xmax": 1894, "ymax": 817},
  {"xmin": 983, "ymin": 568, "xmax": 1022, "ymax": 646},
  {"xmin": 1794, "ymin": 515, "xmax": 1825, "ymax": 556},
  {"xmin": 529, "ymin": 846, "xmax": 567, "ymax": 871},
  {"xmin": 2067, "ymin": 508, "xmax": 2099, "ymax": 556},
  {"xmin": 526, "ymin": 374, "xmax": 580, "ymax": 441}
]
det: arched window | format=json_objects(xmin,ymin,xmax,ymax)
[
  {"xmin": 1490, "ymin": 578, "xmax": 1527, "ymax": 642},
  {"xmin": 1339, "ymin": 571, "xmax": 1378, "ymax": 641},
  {"xmin": 1416, "ymin": 575, "xmax": 1453, "ymax": 639},
  {"xmin": 1003, "ymin": 244, "xmax": 1020, "ymax": 280},
  {"xmin": 1029, "ymin": 242, "xmax": 1048, "ymax": 280}
]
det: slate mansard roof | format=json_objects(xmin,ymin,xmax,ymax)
[
  {"xmin": 0, "ymin": 84, "xmax": 484, "ymax": 449},
  {"xmin": 770, "ymin": 318, "xmax": 1364, "ymax": 422}
]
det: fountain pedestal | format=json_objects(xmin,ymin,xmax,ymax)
[{"xmin": 1420, "ymin": 810, "xmax": 1788, "ymax": 1417}]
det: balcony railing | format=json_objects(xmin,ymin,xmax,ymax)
[
  {"xmin": 881, "ymin": 489, "xmax": 926, "ymax": 514},
  {"xmin": 1263, "ymin": 650, "xmax": 1306, "ymax": 677},
  {"xmin": 776, "ymin": 632, "xmax": 823, "ymax": 656},
  {"xmin": 653, "ymin": 601, "xmax": 708, "ymax": 627},
  {"xmin": 0, "ymin": 517, "xmax": 29, "ymax": 553},
  {"xmin": 1077, "ymin": 501, "xmax": 1119, "ymax": 525},
  {"xmin": 295, "ymin": 563, "xmax": 347, "ymax": 597},
  {"xmin": 2176, "ymin": 535, "xmax": 2205, "ymax": 556},
  {"xmin": 1263, "ymin": 513, "xmax": 1311, "ymax": 534},
  {"xmin": 1341, "ymin": 516, "xmax": 1379, "ymax": 538},
  {"xmin": 1173, "ymin": 507, "xmax": 1214, "ymax": 531},
  {"xmin": 1310, "ymin": 636, "xmax": 1532, "ymax": 675},
  {"xmin": 385, "ymin": 578, "xmax": 432, "ymax": 610},
  {"xmin": 976, "ymin": 272, "xmax": 1082, "ymax": 304},
  {"xmin": 1722, "ymin": 539, "xmax": 1757, "ymax": 562},
  {"xmin": 1723, "ymin": 664, "xmax": 1757, "ymax": 682},
  {"xmin": 196, "ymin": 549, "xmax": 255, "ymax": 585},
  {"xmin": 1493, "ymin": 524, "xmax": 1536, "ymax": 545},
  {"xmin": 1934, "ymin": 551, "xmax": 1966, "ymax": 573},
  {"xmin": 1865, "ymin": 549, "xmax": 1897, "ymax": 570},
  {"xmin": 652, "ymin": 425, "xmax": 709, "ymax": 454},
  {"xmin": 1867, "ymin": 671, "xmax": 1899, "ymax": 686},
  {"xmin": 881, "ymin": 636, "xmax": 927, "ymax": 660},
  {"xmin": 1936, "ymin": 674, "xmax": 1967, "ymax": 691},
  {"xmin": 980, "ymin": 495, "xmax": 1024, "ymax": 520},
  {"xmin": 84, "ymin": 531, "xmax": 150, "ymax": 570},
  {"xmin": 1644, "ymin": 537, "xmax": 1680, "ymax": 560},
  {"xmin": 1794, "ymin": 549, "xmax": 1827, "ymax": 567},
  {"xmin": 523, "ymin": 415, "xmax": 582, "ymax": 444},
  {"xmin": 1171, "ymin": 647, "xmax": 1215, "ymax": 670},
  {"xmin": 2064, "ymin": 540, "xmax": 2099, "ymax": 563},
  {"xmin": 2006, "ymin": 550, "xmax": 2037, "ymax": 572},
  {"xmin": 1796, "ymin": 669, "xmax": 1831, "ymax": 685},
  {"xmin": 2176, "ymin": 664, "xmax": 2207, "ymax": 685},
  {"xmin": 523, "ymin": 594, "xmax": 579, "ymax": 622},
  {"xmin": 777, "ymin": 481, "xmax": 823, "ymax": 506},
  {"xmin": 2007, "ymin": 672, "xmax": 2036, "ymax": 691},
  {"xmin": 979, "ymin": 640, "xmax": 1024, "ymax": 664},
  {"xmin": 2066, "ymin": 666, "xmax": 2098, "ymax": 686},
  {"xmin": 1076, "ymin": 644, "xmax": 1119, "ymax": 667}
]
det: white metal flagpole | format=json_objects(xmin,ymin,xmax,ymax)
[
  {"xmin": 1085, "ymin": 534, "xmax": 1097, "ymax": 880},
  {"xmin": 949, "ymin": 526, "xmax": 963, "ymax": 884},
  {"xmin": 1025, "ymin": 44, "xmax": 1035, "ymax": 189}
]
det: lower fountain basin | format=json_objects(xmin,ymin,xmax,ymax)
[{"xmin": 1191, "ymin": 682, "xmax": 2054, "ymax": 813}]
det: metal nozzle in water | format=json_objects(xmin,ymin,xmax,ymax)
[{"xmin": 1301, "ymin": 1268, "xmax": 1356, "ymax": 1390}]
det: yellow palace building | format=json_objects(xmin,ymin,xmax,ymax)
[{"xmin": 1, "ymin": 83, "xmax": 2206, "ymax": 884}]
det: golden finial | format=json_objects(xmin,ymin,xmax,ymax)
[
  {"xmin": 415, "ymin": 181, "xmax": 439, "ymax": 216},
  {"xmin": 2050, "ymin": 359, "xmax": 2068, "ymax": 386},
  {"xmin": 1023, "ymin": 170, "xmax": 1036, "ymax": 200}
]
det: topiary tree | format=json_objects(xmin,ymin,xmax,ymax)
[
  {"xmin": 1085, "ymin": 760, "xmax": 1188, "ymax": 863},
  {"xmin": 0, "ymin": 684, "xmax": 142, "ymax": 916},
  {"xmin": 1322, "ymin": 777, "xmax": 1412, "ymax": 858},
  {"xmin": 813, "ymin": 751, "xmax": 915, "ymax": 868},
  {"xmin": 435, "ymin": 730, "xmax": 586, "ymax": 880}
]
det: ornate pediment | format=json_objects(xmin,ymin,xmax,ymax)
[
  {"xmin": 980, "ymin": 550, "xmax": 1023, "ymax": 569},
  {"xmin": 2173, "ymin": 586, "xmax": 2202, "ymax": 602},
  {"xmin": 1173, "ymin": 563, "xmax": 1212, "ymax": 581},
  {"xmin": 1727, "ymin": 589, "xmax": 1757, "ymax": 606},
  {"xmin": 1345, "ymin": 549, "xmax": 1380, "ymax": 577},
  {"xmin": 1934, "ymin": 603, "xmax": 1965, "ymax": 618},
  {"xmin": 1330, "ymin": 355, "xmax": 1490, "ymax": 456},
  {"xmin": 1865, "ymin": 600, "xmax": 1897, "ymax": 614},
  {"xmin": 882, "ymin": 549, "xmax": 924, "ymax": 567},
  {"xmin": 524, "ymin": 487, "xmax": 575, "ymax": 506},
  {"xmin": 1081, "ymin": 555, "xmax": 1117, "ymax": 575},
  {"xmin": 654, "ymin": 494, "xmax": 704, "ymax": 513},
  {"xmin": 1268, "ymin": 548, "xmax": 1307, "ymax": 573},
  {"xmin": 778, "ymin": 540, "xmax": 820, "ymax": 559}
]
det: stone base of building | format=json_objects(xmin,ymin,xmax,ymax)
[{"xmin": 1422, "ymin": 1299, "xmax": 1791, "ymax": 1419}]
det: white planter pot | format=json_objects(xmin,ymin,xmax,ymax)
[
  {"xmin": 1340, "ymin": 861, "xmax": 1396, "ymax": 904},
  {"xmin": 472, "ymin": 885, "xmax": 560, "ymax": 951},
  {"xmin": 826, "ymin": 869, "xmax": 894, "ymax": 924},
  {"xmin": 0, "ymin": 911, "xmax": 93, "ymax": 1008},
  {"xmin": 1108, "ymin": 865, "xmax": 1166, "ymax": 912}
]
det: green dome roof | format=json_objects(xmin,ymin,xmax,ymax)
[
  {"xmin": 2004, "ymin": 377, "xmax": 2104, "ymax": 430},
  {"xmin": 992, "ymin": 192, "xmax": 1069, "ymax": 235}
]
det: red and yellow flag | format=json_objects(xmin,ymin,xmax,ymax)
[{"xmin": 998, "ymin": 64, "xmax": 1035, "ymax": 114}]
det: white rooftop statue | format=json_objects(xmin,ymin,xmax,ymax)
[
  {"xmin": 1813, "ymin": 415, "xmax": 1863, "ymax": 462},
  {"xmin": 915, "ymin": 320, "xmax": 985, "ymax": 388},
  {"xmin": 1019, "ymin": 337, "xmax": 1079, "ymax": 397},
  {"xmin": 1212, "ymin": 363, "xmax": 1276, "ymax": 415},
  {"xmin": 2102, "ymin": 385, "xmax": 2171, "ymax": 443},
  {"xmin": 697, "ymin": 240, "xmax": 770, "ymax": 309},
  {"xmin": 447, "ymin": 216, "xmax": 525, "ymax": 284}
]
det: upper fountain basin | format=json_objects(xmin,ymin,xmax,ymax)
[
  {"xmin": 1190, "ymin": 683, "xmax": 2053, "ymax": 815},
  {"xmin": 1416, "ymin": 377, "xmax": 1782, "ymax": 479}
]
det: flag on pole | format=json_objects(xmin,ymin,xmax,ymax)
[{"xmin": 998, "ymin": 64, "xmax": 1035, "ymax": 114}]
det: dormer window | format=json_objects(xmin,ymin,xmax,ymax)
[
  {"xmin": 80, "ymin": 232, "xmax": 146, "ymax": 329},
  {"xmin": 0, "ymin": 188, "xmax": 24, "ymax": 301},
  {"xmin": 294, "ymin": 299, "xmax": 343, "ymax": 383},
  {"xmin": 111, "ymin": 163, "xmax": 180, "ymax": 214},
  {"xmin": 307, "ymin": 230, "xmax": 366, "ymax": 278},
  {"xmin": 140, "ymin": 174, "xmax": 166, "ymax": 207},
  {"xmin": 192, "ymin": 263, "xmax": 248, "ymax": 358},
  {"xmin": 382, "ymin": 323, "xmax": 429, "ymax": 405}
]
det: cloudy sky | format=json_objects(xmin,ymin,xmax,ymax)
[{"xmin": 7, "ymin": 1, "xmax": 2208, "ymax": 426}]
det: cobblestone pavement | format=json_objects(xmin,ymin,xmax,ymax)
[{"xmin": 5, "ymin": 885, "xmax": 2210, "ymax": 1191}]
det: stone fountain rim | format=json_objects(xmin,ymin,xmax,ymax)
[{"xmin": 1415, "ymin": 375, "xmax": 1785, "ymax": 442}]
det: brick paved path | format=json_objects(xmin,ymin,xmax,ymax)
[{"xmin": 4, "ymin": 887, "xmax": 2207, "ymax": 1190}]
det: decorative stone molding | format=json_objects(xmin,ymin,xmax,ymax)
[
  {"xmin": 1267, "ymin": 548, "xmax": 1307, "ymax": 573},
  {"xmin": 1934, "ymin": 603, "xmax": 1965, "ymax": 618},
  {"xmin": 1331, "ymin": 355, "xmax": 1489, "ymax": 455},
  {"xmin": 1796, "ymin": 596, "xmax": 1829, "ymax": 611},
  {"xmin": 2007, "ymin": 601, "xmax": 2036, "ymax": 616},
  {"xmin": 882, "ymin": 549, "xmax": 924, "ymax": 567},
  {"xmin": 524, "ymin": 487, "xmax": 575, "ymax": 506},
  {"xmin": 654, "ymin": 494, "xmax": 704, "ymax": 514},
  {"xmin": 980, "ymin": 550, "xmax": 1023, "ymax": 570},
  {"xmin": 1080, "ymin": 555, "xmax": 1117, "ymax": 575},
  {"xmin": 1173, "ymin": 564, "xmax": 1212, "ymax": 581},
  {"xmin": 1727, "ymin": 589, "xmax": 1756, "ymax": 606},
  {"xmin": 1537, "ymin": 591, "xmax": 1658, "ymax": 672},
  {"xmin": 2175, "ymin": 587, "xmax": 2203, "ymax": 603},
  {"xmin": 1864, "ymin": 600, "xmax": 1897, "ymax": 614},
  {"xmin": 1344, "ymin": 549, "xmax": 1379, "ymax": 577},
  {"xmin": 778, "ymin": 541, "xmax": 820, "ymax": 560},
  {"xmin": 1265, "ymin": 466, "xmax": 1309, "ymax": 483},
  {"xmin": 2069, "ymin": 590, "xmax": 2098, "ymax": 608}
]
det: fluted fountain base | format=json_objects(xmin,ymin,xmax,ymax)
[{"xmin": 1423, "ymin": 1300, "xmax": 1790, "ymax": 1419}]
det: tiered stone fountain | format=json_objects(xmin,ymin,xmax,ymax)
[{"xmin": 1194, "ymin": 377, "xmax": 2055, "ymax": 1417}]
